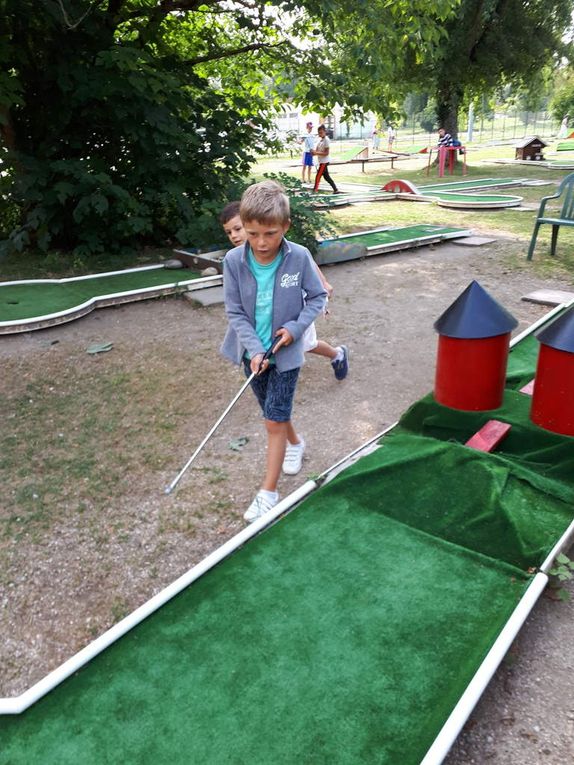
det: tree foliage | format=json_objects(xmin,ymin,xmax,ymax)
[
  {"xmin": 550, "ymin": 68, "xmax": 574, "ymax": 122},
  {"xmin": 411, "ymin": 0, "xmax": 573, "ymax": 134},
  {"xmin": 0, "ymin": 1, "xmax": 316, "ymax": 259},
  {"xmin": 5, "ymin": 0, "xmax": 562, "ymax": 261}
]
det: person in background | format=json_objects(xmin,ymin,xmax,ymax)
[
  {"xmin": 312, "ymin": 124, "xmax": 340, "ymax": 194},
  {"xmin": 372, "ymin": 128, "xmax": 380, "ymax": 152},
  {"xmin": 558, "ymin": 115, "xmax": 569, "ymax": 139},
  {"xmin": 387, "ymin": 124, "xmax": 396, "ymax": 151},
  {"xmin": 300, "ymin": 121, "xmax": 316, "ymax": 184},
  {"xmin": 437, "ymin": 127, "xmax": 453, "ymax": 147}
]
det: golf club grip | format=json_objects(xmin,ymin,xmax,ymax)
[{"xmin": 256, "ymin": 339, "xmax": 281, "ymax": 373}]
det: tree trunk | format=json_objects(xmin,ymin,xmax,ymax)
[{"xmin": 436, "ymin": 84, "xmax": 463, "ymax": 139}]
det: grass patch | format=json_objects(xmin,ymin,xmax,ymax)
[{"xmin": 0, "ymin": 360, "xmax": 187, "ymax": 539}]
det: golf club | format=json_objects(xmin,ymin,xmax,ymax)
[{"xmin": 164, "ymin": 341, "xmax": 278, "ymax": 495}]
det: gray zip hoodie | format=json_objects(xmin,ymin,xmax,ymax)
[{"xmin": 220, "ymin": 239, "xmax": 327, "ymax": 372}]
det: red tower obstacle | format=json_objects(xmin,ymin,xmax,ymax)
[
  {"xmin": 530, "ymin": 307, "xmax": 574, "ymax": 436},
  {"xmin": 433, "ymin": 281, "xmax": 518, "ymax": 411}
]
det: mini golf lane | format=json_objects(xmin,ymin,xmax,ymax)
[
  {"xmin": 2, "ymin": 309, "xmax": 573, "ymax": 765},
  {"xmin": 420, "ymin": 190, "xmax": 523, "ymax": 209},
  {"xmin": 417, "ymin": 177, "xmax": 525, "ymax": 192},
  {"xmin": 0, "ymin": 265, "xmax": 221, "ymax": 334},
  {"xmin": 311, "ymin": 178, "xmax": 525, "ymax": 210},
  {"xmin": 315, "ymin": 224, "xmax": 472, "ymax": 265}
]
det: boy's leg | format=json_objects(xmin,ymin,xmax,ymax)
[
  {"xmin": 244, "ymin": 365, "xmax": 302, "ymax": 520},
  {"xmin": 314, "ymin": 163, "xmax": 326, "ymax": 191},
  {"xmin": 322, "ymin": 164, "xmax": 338, "ymax": 193},
  {"xmin": 261, "ymin": 419, "xmax": 289, "ymax": 492},
  {"xmin": 309, "ymin": 341, "xmax": 349, "ymax": 379},
  {"xmin": 309, "ymin": 339, "xmax": 338, "ymax": 360}
]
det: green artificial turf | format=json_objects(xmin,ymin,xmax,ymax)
[
  {"xmin": 418, "ymin": 178, "xmax": 521, "ymax": 191},
  {"xmin": 2, "ymin": 290, "xmax": 573, "ymax": 765},
  {"xmin": 386, "ymin": 393, "xmax": 574, "ymax": 569},
  {"xmin": 322, "ymin": 224, "xmax": 468, "ymax": 249},
  {"xmin": 0, "ymin": 490, "xmax": 532, "ymax": 765},
  {"xmin": 0, "ymin": 267, "xmax": 201, "ymax": 323},
  {"xmin": 420, "ymin": 191, "xmax": 521, "ymax": 204},
  {"xmin": 332, "ymin": 145, "xmax": 367, "ymax": 162}
]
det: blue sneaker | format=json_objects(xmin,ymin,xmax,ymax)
[{"xmin": 331, "ymin": 345, "xmax": 349, "ymax": 380}]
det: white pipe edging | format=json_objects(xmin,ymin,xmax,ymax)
[
  {"xmin": 0, "ymin": 264, "xmax": 165, "ymax": 288},
  {"xmin": 0, "ymin": 274, "xmax": 221, "ymax": 329},
  {"xmin": 0, "ymin": 422, "xmax": 404, "ymax": 715},
  {"xmin": 420, "ymin": 571, "xmax": 548, "ymax": 765},
  {"xmin": 0, "ymin": 480, "xmax": 317, "ymax": 715},
  {"xmin": 540, "ymin": 518, "xmax": 574, "ymax": 573},
  {"xmin": 420, "ymin": 573, "xmax": 548, "ymax": 765},
  {"xmin": 511, "ymin": 299, "xmax": 574, "ymax": 347}
]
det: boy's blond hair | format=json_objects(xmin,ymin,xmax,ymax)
[{"xmin": 240, "ymin": 180, "xmax": 290, "ymax": 225}]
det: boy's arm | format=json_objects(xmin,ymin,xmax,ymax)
[
  {"xmin": 314, "ymin": 262, "xmax": 333, "ymax": 297},
  {"xmin": 281, "ymin": 252, "xmax": 327, "ymax": 341},
  {"xmin": 223, "ymin": 256, "xmax": 266, "ymax": 358}
]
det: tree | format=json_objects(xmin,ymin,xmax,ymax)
[
  {"xmin": 0, "ymin": 0, "xmax": 471, "ymax": 260},
  {"xmin": 417, "ymin": 0, "xmax": 573, "ymax": 137},
  {"xmin": 550, "ymin": 68, "xmax": 574, "ymax": 123},
  {"xmin": 0, "ymin": 1, "xmax": 322, "ymax": 259}
]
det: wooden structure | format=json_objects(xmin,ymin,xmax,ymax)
[{"xmin": 515, "ymin": 136, "xmax": 547, "ymax": 161}]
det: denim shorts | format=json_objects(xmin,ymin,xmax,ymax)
[{"xmin": 243, "ymin": 360, "xmax": 300, "ymax": 422}]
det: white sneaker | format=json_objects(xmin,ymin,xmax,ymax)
[
  {"xmin": 244, "ymin": 490, "xmax": 279, "ymax": 522},
  {"xmin": 282, "ymin": 437, "xmax": 306, "ymax": 475}
]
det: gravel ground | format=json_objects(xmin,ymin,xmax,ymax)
[{"xmin": 1, "ymin": 230, "xmax": 573, "ymax": 763}]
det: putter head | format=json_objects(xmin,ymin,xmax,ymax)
[{"xmin": 164, "ymin": 485, "xmax": 173, "ymax": 495}]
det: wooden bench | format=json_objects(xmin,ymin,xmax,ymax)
[{"xmin": 527, "ymin": 172, "xmax": 574, "ymax": 260}]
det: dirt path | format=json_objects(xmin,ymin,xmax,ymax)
[{"xmin": 1, "ymin": 234, "xmax": 573, "ymax": 762}]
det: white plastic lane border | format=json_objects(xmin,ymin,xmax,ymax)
[
  {"xmin": 421, "ymin": 296, "xmax": 574, "ymax": 764},
  {"xmin": 0, "ymin": 425, "xmax": 395, "ymax": 715},
  {"xmin": 0, "ymin": 265, "xmax": 222, "ymax": 333},
  {"xmin": 0, "ymin": 480, "xmax": 316, "ymax": 714},
  {"xmin": 1, "ymin": 301, "xmax": 571, "ymax": 715},
  {"xmin": 420, "ymin": 572, "xmax": 549, "ymax": 765}
]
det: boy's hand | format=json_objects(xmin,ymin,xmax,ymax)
[
  {"xmin": 251, "ymin": 353, "xmax": 267, "ymax": 375},
  {"xmin": 273, "ymin": 327, "xmax": 293, "ymax": 350}
]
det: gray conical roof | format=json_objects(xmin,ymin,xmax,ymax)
[
  {"xmin": 434, "ymin": 280, "xmax": 518, "ymax": 339},
  {"xmin": 536, "ymin": 306, "xmax": 574, "ymax": 353}
]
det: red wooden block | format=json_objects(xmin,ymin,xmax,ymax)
[
  {"xmin": 520, "ymin": 379, "xmax": 535, "ymax": 396},
  {"xmin": 465, "ymin": 419, "xmax": 511, "ymax": 452}
]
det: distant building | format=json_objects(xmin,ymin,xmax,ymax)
[{"xmin": 273, "ymin": 104, "xmax": 376, "ymax": 141}]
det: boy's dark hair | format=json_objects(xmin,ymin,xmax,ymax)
[
  {"xmin": 317, "ymin": 124, "xmax": 327, "ymax": 132},
  {"xmin": 219, "ymin": 201, "xmax": 241, "ymax": 225}
]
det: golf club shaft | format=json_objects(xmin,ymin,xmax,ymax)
[
  {"xmin": 164, "ymin": 373, "xmax": 255, "ymax": 494},
  {"xmin": 165, "ymin": 343, "xmax": 279, "ymax": 494}
]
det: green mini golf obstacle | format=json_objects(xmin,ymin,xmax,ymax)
[
  {"xmin": 0, "ymin": 264, "xmax": 221, "ymax": 335},
  {"xmin": 315, "ymin": 224, "xmax": 472, "ymax": 264},
  {"xmin": 1, "ymin": 302, "xmax": 573, "ymax": 765}
]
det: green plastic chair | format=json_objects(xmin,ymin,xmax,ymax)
[{"xmin": 527, "ymin": 172, "xmax": 574, "ymax": 260}]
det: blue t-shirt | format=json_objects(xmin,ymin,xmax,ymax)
[{"xmin": 247, "ymin": 247, "xmax": 282, "ymax": 356}]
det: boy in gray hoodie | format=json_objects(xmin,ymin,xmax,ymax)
[{"xmin": 221, "ymin": 181, "xmax": 327, "ymax": 522}]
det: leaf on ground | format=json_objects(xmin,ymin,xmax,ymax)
[
  {"xmin": 86, "ymin": 342, "xmax": 114, "ymax": 355},
  {"xmin": 228, "ymin": 436, "xmax": 249, "ymax": 451}
]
